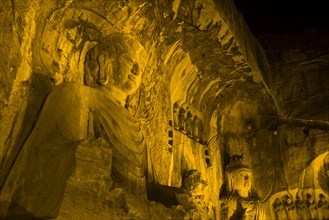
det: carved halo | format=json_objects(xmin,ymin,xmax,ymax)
[{"xmin": 35, "ymin": 7, "xmax": 118, "ymax": 77}]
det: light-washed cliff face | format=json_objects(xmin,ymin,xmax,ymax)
[{"xmin": 1, "ymin": 0, "xmax": 328, "ymax": 219}]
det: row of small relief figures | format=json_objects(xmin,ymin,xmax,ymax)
[
  {"xmin": 171, "ymin": 103, "xmax": 206, "ymax": 145},
  {"xmin": 273, "ymin": 193, "xmax": 329, "ymax": 220}
]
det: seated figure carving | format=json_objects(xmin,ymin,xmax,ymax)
[
  {"xmin": 273, "ymin": 198, "xmax": 288, "ymax": 219},
  {"xmin": 318, "ymin": 193, "xmax": 329, "ymax": 219},
  {"xmin": 283, "ymin": 195, "xmax": 299, "ymax": 220},
  {"xmin": 306, "ymin": 193, "xmax": 319, "ymax": 219},
  {"xmin": 220, "ymin": 155, "xmax": 265, "ymax": 220},
  {"xmin": 270, "ymin": 151, "xmax": 329, "ymax": 220},
  {"xmin": 7, "ymin": 33, "xmax": 148, "ymax": 218}
]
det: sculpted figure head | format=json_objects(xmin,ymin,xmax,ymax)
[
  {"xmin": 225, "ymin": 155, "xmax": 253, "ymax": 198},
  {"xmin": 228, "ymin": 168, "xmax": 253, "ymax": 198},
  {"xmin": 85, "ymin": 33, "xmax": 147, "ymax": 105}
]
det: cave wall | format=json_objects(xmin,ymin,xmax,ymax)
[
  {"xmin": 259, "ymin": 31, "xmax": 329, "ymax": 219},
  {"xmin": 260, "ymin": 31, "xmax": 329, "ymax": 187},
  {"xmin": 0, "ymin": 0, "xmax": 269, "ymax": 188},
  {"xmin": 0, "ymin": 0, "xmax": 328, "ymax": 219},
  {"xmin": 260, "ymin": 31, "xmax": 329, "ymax": 119}
]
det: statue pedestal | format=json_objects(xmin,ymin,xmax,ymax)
[{"xmin": 57, "ymin": 138, "xmax": 119, "ymax": 219}]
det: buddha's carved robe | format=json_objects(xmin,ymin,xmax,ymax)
[
  {"xmin": 9, "ymin": 82, "xmax": 146, "ymax": 218},
  {"xmin": 220, "ymin": 192, "xmax": 266, "ymax": 220}
]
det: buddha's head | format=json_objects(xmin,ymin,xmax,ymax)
[
  {"xmin": 228, "ymin": 168, "xmax": 253, "ymax": 198},
  {"xmin": 85, "ymin": 33, "xmax": 147, "ymax": 96},
  {"xmin": 225, "ymin": 155, "xmax": 253, "ymax": 198}
]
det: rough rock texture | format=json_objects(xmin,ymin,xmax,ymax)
[
  {"xmin": 57, "ymin": 139, "xmax": 183, "ymax": 219},
  {"xmin": 258, "ymin": 30, "xmax": 329, "ymax": 219},
  {"xmin": 175, "ymin": 170, "xmax": 215, "ymax": 219},
  {"xmin": 259, "ymin": 30, "xmax": 329, "ymax": 119},
  {"xmin": 259, "ymin": 30, "xmax": 329, "ymax": 185},
  {"xmin": 0, "ymin": 0, "xmax": 328, "ymax": 219}
]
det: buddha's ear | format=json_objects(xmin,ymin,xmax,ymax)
[
  {"xmin": 97, "ymin": 53, "xmax": 109, "ymax": 86},
  {"xmin": 131, "ymin": 62, "xmax": 139, "ymax": 75},
  {"xmin": 226, "ymin": 172, "xmax": 234, "ymax": 192}
]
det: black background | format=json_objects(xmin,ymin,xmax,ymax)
[{"xmin": 233, "ymin": 0, "xmax": 329, "ymax": 33}]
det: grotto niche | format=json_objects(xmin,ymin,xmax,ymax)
[{"xmin": 0, "ymin": 0, "xmax": 329, "ymax": 219}]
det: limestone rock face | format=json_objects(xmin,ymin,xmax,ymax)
[
  {"xmin": 259, "ymin": 30, "xmax": 329, "ymax": 120},
  {"xmin": 0, "ymin": 0, "xmax": 328, "ymax": 219},
  {"xmin": 258, "ymin": 31, "xmax": 329, "ymax": 219},
  {"xmin": 58, "ymin": 139, "xmax": 183, "ymax": 219}
]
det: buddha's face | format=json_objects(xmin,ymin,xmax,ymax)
[
  {"xmin": 98, "ymin": 50, "xmax": 142, "ymax": 95},
  {"xmin": 231, "ymin": 168, "xmax": 252, "ymax": 195},
  {"xmin": 85, "ymin": 34, "xmax": 146, "ymax": 96}
]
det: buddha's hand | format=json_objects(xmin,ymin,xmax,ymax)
[{"xmin": 220, "ymin": 197, "xmax": 238, "ymax": 220}]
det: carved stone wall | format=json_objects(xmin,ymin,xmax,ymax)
[
  {"xmin": 0, "ymin": 0, "xmax": 328, "ymax": 219},
  {"xmin": 259, "ymin": 30, "xmax": 329, "ymax": 219},
  {"xmin": 0, "ymin": 0, "xmax": 267, "ymax": 188}
]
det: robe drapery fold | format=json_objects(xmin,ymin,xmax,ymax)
[{"xmin": 10, "ymin": 82, "xmax": 147, "ymax": 218}]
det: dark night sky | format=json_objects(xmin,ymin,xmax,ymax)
[{"xmin": 233, "ymin": 0, "xmax": 329, "ymax": 33}]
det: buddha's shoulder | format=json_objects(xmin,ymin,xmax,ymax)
[
  {"xmin": 48, "ymin": 82, "xmax": 96, "ymax": 100},
  {"xmin": 54, "ymin": 82, "xmax": 89, "ymax": 93}
]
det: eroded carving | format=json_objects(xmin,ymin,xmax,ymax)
[
  {"xmin": 283, "ymin": 195, "xmax": 299, "ymax": 219},
  {"xmin": 220, "ymin": 155, "xmax": 265, "ymax": 219},
  {"xmin": 318, "ymin": 194, "xmax": 329, "ymax": 219},
  {"xmin": 178, "ymin": 107, "xmax": 187, "ymax": 133},
  {"xmin": 270, "ymin": 151, "xmax": 329, "ymax": 219},
  {"xmin": 172, "ymin": 102, "xmax": 205, "ymax": 144},
  {"xmin": 273, "ymin": 198, "xmax": 288, "ymax": 219},
  {"xmin": 6, "ymin": 33, "xmax": 149, "ymax": 218},
  {"xmin": 175, "ymin": 170, "xmax": 214, "ymax": 219}
]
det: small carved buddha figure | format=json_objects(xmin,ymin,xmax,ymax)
[
  {"xmin": 178, "ymin": 107, "xmax": 186, "ymax": 133},
  {"xmin": 186, "ymin": 111, "xmax": 193, "ymax": 138},
  {"xmin": 283, "ymin": 195, "xmax": 298, "ymax": 220},
  {"xmin": 220, "ymin": 155, "xmax": 265, "ymax": 220},
  {"xmin": 192, "ymin": 116, "xmax": 200, "ymax": 141},
  {"xmin": 273, "ymin": 198, "xmax": 288, "ymax": 220},
  {"xmin": 192, "ymin": 116, "xmax": 204, "ymax": 143},
  {"xmin": 318, "ymin": 193, "xmax": 329, "ymax": 219},
  {"xmin": 305, "ymin": 193, "xmax": 318, "ymax": 219},
  {"xmin": 296, "ymin": 195, "xmax": 310, "ymax": 220},
  {"xmin": 173, "ymin": 102, "xmax": 180, "ymax": 130}
]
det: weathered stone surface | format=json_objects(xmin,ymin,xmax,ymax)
[
  {"xmin": 259, "ymin": 30, "xmax": 329, "ymax": 120},
  {"xmin": 0, "ymin": 0, "xmax": 328, "ymax": 219},
  {"xmin": 257, "ymin": 30, "xmax": 329, "ymax": 219},
  {"xmin": 0, "ymin": 0, "xmax": 270, "ymax": 188},
  {"xmin": 175, "ymin": 170, "xmax": 214, "ymax": 219},
  {"xmin": 56, "ymin": 139, "xmax": 184, "ymax": 219}
]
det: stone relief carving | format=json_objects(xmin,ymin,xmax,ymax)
[
  {"xmin": 175, "ymin": 170, "xmax": 215, "ymax": 219},
  {"xmin": 318, "ymin": 194, "xmax": 329, "ymax": 219},
  {"xmin": 172, "ymin": 102, "xmax": 205, "ymax": 145},
  {"xmin": 219, "ymin": 154, "xmax": 265, "ymax": 220},
  {"xmin": 270, "ymin": 151, "xmax": 329, "ymax": 219},
  {"xmin": 1, "ymin": 1, "xmax": 328, "ymax": 219},
  {"xmin": 5, "ymin": 33, "xmax": 150, "ymax": 218}
]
